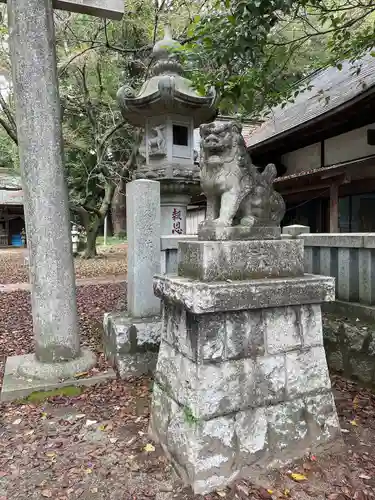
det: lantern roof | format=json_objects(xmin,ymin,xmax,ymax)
[{"xmin": 117, "ymin": 26, "xmax": 218, "ymax": 128}]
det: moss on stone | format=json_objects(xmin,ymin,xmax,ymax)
[{"xmin": 19, "ymin": 385, "xmax": 83, "ymax": 404}]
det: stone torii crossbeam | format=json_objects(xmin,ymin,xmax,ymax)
[
  {"xmin": 0, "ymin": 0, "xmax": 124, "ymax": 401},
  {"xmin": 0, "ymin": 0, "xmax": 124, "ymax": 19}
]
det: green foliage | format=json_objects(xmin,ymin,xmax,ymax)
[
  {"xmin": 182, "ymin": 0, "xmax": 375, "ymax": 117},
  {"xmin": 0, "ymin": 130, "xmax": 16, "ymax": 169}
]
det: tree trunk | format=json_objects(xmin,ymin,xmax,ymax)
[
  {"xmin": 83, "ymin": 219, "xmax": 101, "ymax": 259},
  {"xmin": 111, "ymin": 179, "xmax": 126, "ymax": 237}
]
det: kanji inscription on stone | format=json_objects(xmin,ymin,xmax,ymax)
[{"xmin": 172, "ymin": 208, "xmax": 183, "ymax": 234}]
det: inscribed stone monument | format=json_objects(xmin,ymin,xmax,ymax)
[{"xmin": 149, "ymin": 121, "xmax": 342, "ymax": 494}]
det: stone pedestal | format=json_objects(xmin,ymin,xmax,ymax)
[
  {"xmin": 149, "ymin": 239, "xmax": 342, "ymax": 494},
  {"xmin": 103, "ymin": 180, "xmax": 162, "ymax": 378}
]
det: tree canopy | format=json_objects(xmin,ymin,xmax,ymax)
[
  {"xmin": 182, "ymin": 0, "xmax": 375, "ymax": 117},
  {"xmin": 0, "ymin": 0, "xmax": 374, "ymax": 254}
]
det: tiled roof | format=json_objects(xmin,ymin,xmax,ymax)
[{"xmin": 247, "ymin": 52, "xmax": 375, "ymax": 149}]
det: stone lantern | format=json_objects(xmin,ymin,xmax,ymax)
[{"xmin": 117, "ymin": 26, "xmax": 218, "ymax": 236}]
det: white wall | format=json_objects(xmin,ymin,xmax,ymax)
[
  {"xmin": 324, "ymin": 123, "xmax": 375, "ymax": 166},
  {"xmin": 281, "ymin": 142, "xmax": 321, "ymax": 175},
  {"xmin": 186, "ymin": 208, "xmax": 206, "ymax": 235},
  {"xmin": 280, "ymin": 123, "xmax": 375, "ymax": 175}
]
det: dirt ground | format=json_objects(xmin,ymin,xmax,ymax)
[
  {"xmin": 0, "ymin": 243, "xmax": 128, "ymax": 284},
  {"xmin": 1, "ymin": 246, "xmax": 375, "ymax": 499},
  {"xmin": 0, "ymin": 375, "xmax": 374, "ymax": 500}
]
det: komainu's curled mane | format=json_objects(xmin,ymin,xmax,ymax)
[{"xmin": 199, "ymin": 121, "xmax": 285, "ymax": 229}]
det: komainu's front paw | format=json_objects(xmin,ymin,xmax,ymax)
[
  {"xmin": 239, "ymin": 216, "xmax": 256, "ymax": 227},
  {"xmin": 213, "ymin": 218, "xmax": 232, "ymax": 226}
]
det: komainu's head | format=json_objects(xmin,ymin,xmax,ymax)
[{"xmin": 199, "ymin": 121, "xmax": 247, "ymax": 165}]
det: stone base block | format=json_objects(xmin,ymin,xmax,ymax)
[
  {"xmin": 103, "ymin": 312, "xmax": 161, "ymax": 378},
  {"xmin": 178, "ymin": 239, "xmax": 304, "ymax": 281},
  {"xmin": 154, "ymin": 274, "xmax": 335, "ymax": 314},
  {"xmin": 1, "ymin": 353, "xmax": 115, "ymax": 402},
  {"xmin": 198, "ymin": 220, "xmax": 281, "ymax": 241},
  {"xmin": 150, "ymin": 382, "xmax": 343, "ymax": 495},
  {"xmin": 16, "ymin": 348, "xmax": 96, "ymax": 380}
]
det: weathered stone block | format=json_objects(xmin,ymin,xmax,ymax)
[
  {"xmin": 266, "ymin": 399, "xmax": 308, "ymax": 451},
  {"xmin": 103, "ymin": 312, "xmax": 161, "ymax": 378},
  {"xmin": 300, "ymin": 304, "xmax": 323, "ymax": 347},
  {"xmin": 304, "ymin": 392, "xmax": 341, "ymax": 443},
  {"xmin": 225, "ymin": 310, "xmax": 265, "ymax": 360},
  {"xmin": 150, "ymin": 384, "xmax": 343, "ymax": 495},
  {"xmin": 178, "ymin": 239, "xmax": 304, "ymax": 281},
  {"xmin": 150, "ymin": 382, "xmax": 239, "ymax": 495},
  {"xmin": 154, "ymin": 274, "xmax": 335, "ymax": 314},
  {"xmin": 155, "ymin": 342, "xmax": 286, "ymax": 419},
  {"xmin": 286, "ymin": 347, "xmax": 331, "ymax": 398},
  {"xmin": 198, "ymin": 221, "xmax": 281, "ymax": 241},
  {"xmin": 264, "ymin": 306, "xmax": 302, "ymax": 354},
  {"xmin": 162, "ymin": 302, "xmax": 265, "ymax": 361},
  {"xmin": 323, "ymin": 313, "xmax": 375, "ymax": 384},
  {"xmin": 235, "ymin": 407, "xmax": 268, "ymax": 463}
]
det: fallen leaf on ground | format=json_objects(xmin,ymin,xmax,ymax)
[
  {"xmin": 216, "ymin": 490, "xmax": 226, "ymax": 497},
  {"xmin": 12, "ymin": 418, "xmax": 22, "ymax": 425},
  {"xmin": 74, "ymin": 371, "xmax": 89, "ymax": 378},
  {"xmin": 350, "ymin": 419, "xmax": 358, "ymax": 426},
  {"xmin": 290, "ymin": 473, "xmax": 307, "ymax": 482},
  {"xmin": 85, "ymin": 419, "xmax": 98, "ymax": 427},
  {"xmin": 258, "ymin": 487, "xmax": 273, "ymax": 499},
  {"xmin": 41, "ymin": 490, "xmax": 52, "ymax": 498},
  {"xmin": 358, "ymin": 473, "xmax": 371, "ymax": 480},
  {"xmin": 143, "ymin": 443, "xmax": 155, "ymax": 452}
]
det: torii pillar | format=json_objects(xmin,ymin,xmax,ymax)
[{"xmin": 1, "ymin": 0, "xmax": 123, "ymax": 401}]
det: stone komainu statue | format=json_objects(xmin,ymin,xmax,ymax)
[{"xmin": 199, "ymin": 121, "xmax": 285, "ymax": 233}]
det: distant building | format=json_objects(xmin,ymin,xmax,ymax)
[
  {"xmin": 247, "ymin": 52, "xmax": 375, "ymax": 233},
  {"xmin": 0, "ymin": 169, "xmax": 24, "ymax": 246}
]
